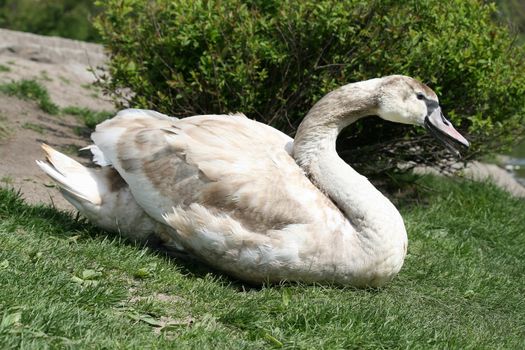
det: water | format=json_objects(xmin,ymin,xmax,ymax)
[{"xmin": 504, "ymin": 140, "xmax": 525, "ymax": 187}]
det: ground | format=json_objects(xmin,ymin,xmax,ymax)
[{"xmin": 0, "ymin": 28, "xmax": 113, "ymax": 210}]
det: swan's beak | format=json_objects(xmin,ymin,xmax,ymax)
[{"xmin": 424, "ymin": 107, "xmax": 469, "ymax": 156}]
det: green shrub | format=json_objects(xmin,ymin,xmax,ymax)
[
  {"xmin": 95, "ymin": 0, "xmax": 525, "ymax": 175},
  {"xmin": 0, "ymin": 0, "xmax": 101, "ymax": 42}
]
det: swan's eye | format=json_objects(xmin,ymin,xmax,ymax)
[{"xmin": 416, "ymin": 92, "xmax": 425, "ymax": 100}]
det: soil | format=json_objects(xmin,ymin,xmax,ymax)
[
  {"xmin": 0, "ymin": 29, "xmax": 523, "ymax": 213},
  {"xmin": 0, "ymin": 29, "xmax": 113, "ymax": 210}
]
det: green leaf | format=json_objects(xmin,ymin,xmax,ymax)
[
  {"xmin": 133, "ymin": 268, "xmax": 151, "ymax": 279},
  {"xmin": 82, "ymin": 269, "xmax": 102, "ymax": 280},
  {"xmin": 0, "ymin": 259, "xmax": 8, "ymax": 269},
  {"xmin": 133, "ymin": 263, "xmax": 157, "ymax": 279},
  {"xmin": 71, "ymin": 276, "xmax": 84, "ymax": 284},
  {"xmin": 1, "ymin": 312, "xmax": 22, "ymax": 328},
  {"xmin": 281, "ymin": 288, "xmax": 291, "ymax": 307},
  {"xmin": 263, "ymin": 333, "xmax": 283, "ymax": 348},
  {"xmin": 127, "ymin": 313, "xmax": 163, "ymax": 327}
]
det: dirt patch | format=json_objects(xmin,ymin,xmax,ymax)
[
  {"xmin": 0, "ymin": 29, "xmax": 113, "ymax": 211},
  {"xmin": 0, "ymin": 28, "xmax": 112, "ymax": 111},
  {"xmin": 128, "ymin": 292, "xmax": 188, "ymax": 305},
  {"xmin": 0, "ymin": 95, "xmax": 91, "ymax": 210}
]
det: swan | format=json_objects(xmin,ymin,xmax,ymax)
[{"xmin": 37, "ymin": 75, "xmax": 469, "ymax": 287}]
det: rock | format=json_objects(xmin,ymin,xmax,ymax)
[
  {"xmin": 414, "ymin": 161, "xmax": 525, "ymax": 198},
  {"xmin": 0, "ymin": 28, "xmax": 113, "ymax": 111}
]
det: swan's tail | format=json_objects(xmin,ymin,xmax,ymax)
[
  {"xmin": 36, "ymin": 144, "xmax": 103, "ymax": 206},
  {"xmin": 36, "ymin": 144, "xmax": 157, "ymax": 242}
]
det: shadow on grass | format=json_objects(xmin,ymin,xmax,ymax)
[{"xmin": 0, "ymin": 186, "xmax": 269, "ymax": 291}]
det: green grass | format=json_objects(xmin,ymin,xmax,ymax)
[
  {"xmin": 0, "ymin": 80, "xmax": 59, "ymax": 115},
  {"xmin": 0, "ymin": 115, "xmax": 11, "ymax": 141},
  {"xmin": 80, "ymin": 83, "xmax": 99, "ymax": 91},
  {"xmin": 58, "ymin": 76, "xmax": 71, "ymax": 85},
  {"xmin": 0, "ymin": 78, "xmax": 113, "ymax": 130},
  {"xmin": 38, "ymin": 70, "xmax": 53, "ymax": 82},
  {"xmin": 0, "ymin": 64, "xmax": 11, "ymax": 73},
  {"xmin": 0, "ymin": 176, "xmax": 13, "ymax": 185},
  {"xmin": 0, "ymin": 177, "xmax": 524, "ymax": 348},
  {"xmin": 62, "ymin": 106, "xmax": 113, "ymax": 129},
  {"xmin": 21, "ymin": 122, "xmax": 45, "ymax": 134}
]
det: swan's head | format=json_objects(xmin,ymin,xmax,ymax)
[{"xmin": 376, "ymin": 75, "xmax": 469, "ymax": 154}]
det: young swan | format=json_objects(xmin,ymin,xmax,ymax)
[{"xmin": 37, "ymin": 75, "xmax": 468, "ymax": 287}]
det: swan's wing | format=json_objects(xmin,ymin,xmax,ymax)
[{"xmin": 91, "ymin": 109, "xmax": 339, "ymax": 232}]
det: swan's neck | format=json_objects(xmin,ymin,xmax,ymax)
[
  {"xmin": 293, "ymin": 79, "xmax": 403, "ymax": 232},
  {"xmin": 293, "ymin": 78, "xmax": 408, "ymax": 286}
]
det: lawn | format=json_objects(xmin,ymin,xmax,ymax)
[{"xmin": 0, "ymin": 176, "xmax": 524, "ymax": 349}]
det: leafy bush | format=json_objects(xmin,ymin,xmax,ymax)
[
  {"xmin": 0, "ymin": 0, "xmax": 101, "ymax": 42},
  {"xmin": 95, "ymin": 0, "xmax": 525, "ymax": 175}
]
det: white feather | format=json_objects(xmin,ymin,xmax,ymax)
[{"xmin": 80, "ymin": 145, "xmax": 112, "ymax": 167}]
